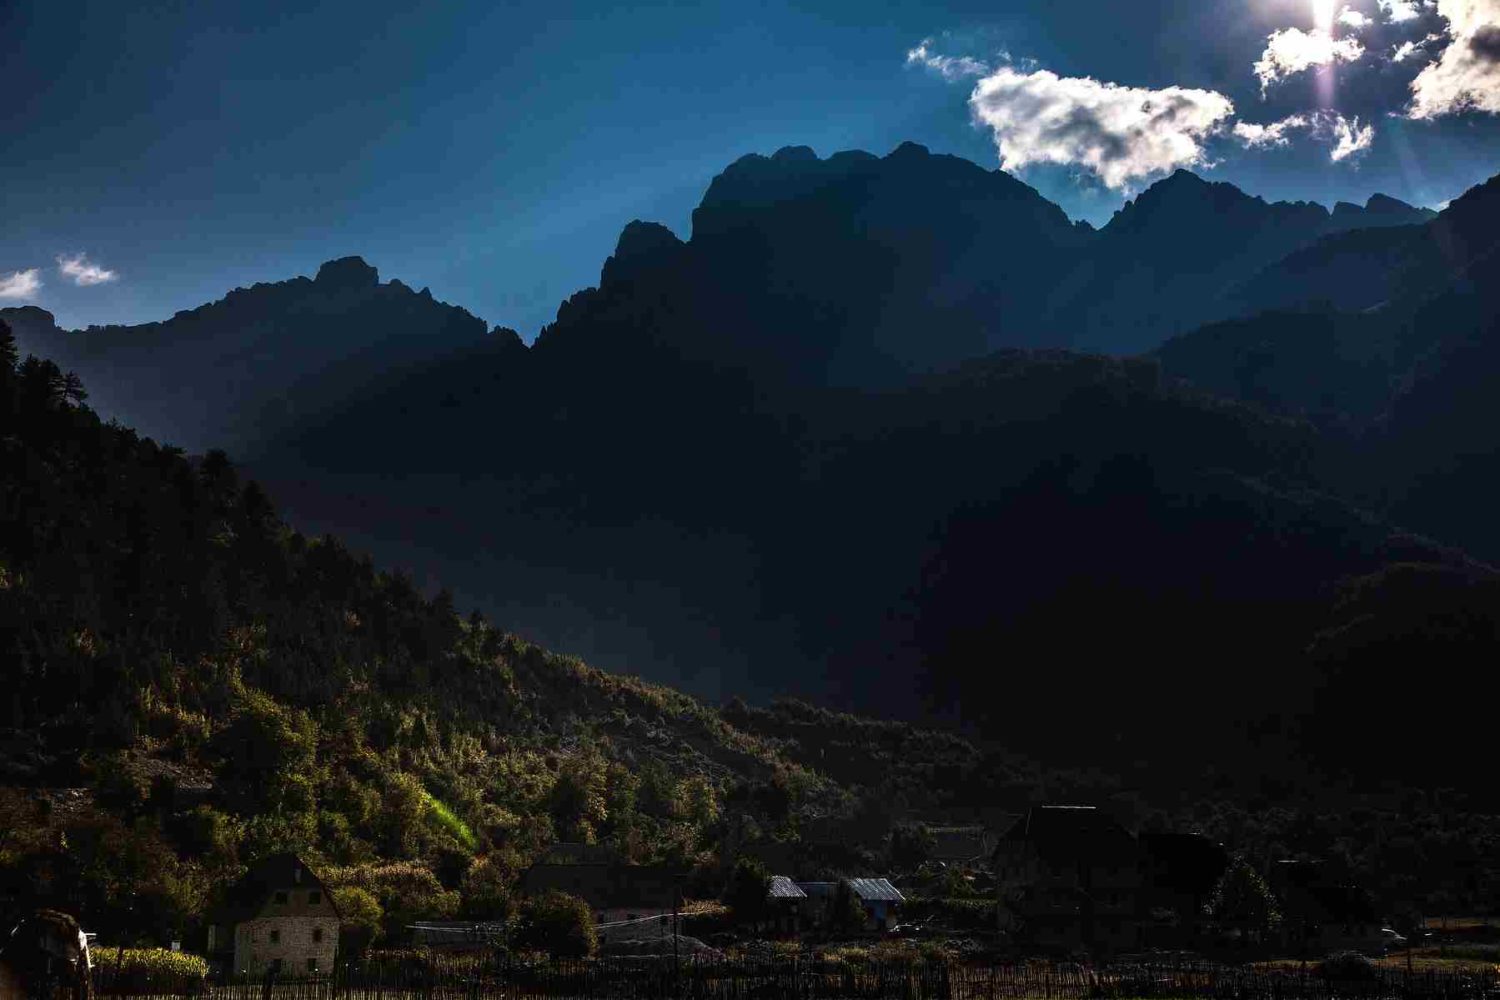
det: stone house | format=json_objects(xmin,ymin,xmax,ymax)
[{"xmin": 206, "ymin": 853, "xmax": 340, "ymax": 977}]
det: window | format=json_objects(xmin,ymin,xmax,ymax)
[
  {"xmin": 274, "ymin": 891, "xmax": 288, "ymax": 905},
  {"xmin": 269, "ymin": 930, "xmax": 280, "ymax": 944},
  {"xmin": 308, "ymin": 891, "xmax": 322, "ymax": 905},
  {"xmin": 312, "ymin": 928, "xmax": 324, "ymax": 944},
  {"xmin": 306, "ymin": 959, "xmax": 318, "ymax": 973}
]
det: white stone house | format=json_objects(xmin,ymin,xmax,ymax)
[{"xmin": 206, "ymin": 853, "xmax": 341, "ymax": 977}]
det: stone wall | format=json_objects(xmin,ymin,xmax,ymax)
[{"xmin": 232, "ymin": 915, "xmax": 338, "ymax": 976}]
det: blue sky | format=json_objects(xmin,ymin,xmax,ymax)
[{"xmin": 4, "ymin": 0, "xmax": 1499, "ymax": 336}]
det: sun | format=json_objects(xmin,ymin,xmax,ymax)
[{"xmin": 1313, "ymin": 0, "xmax": 1338, "ymax": 30}]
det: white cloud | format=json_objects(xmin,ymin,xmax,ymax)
[
  {"xmin": 1327, "ymin": 113, "xmax": 1376, "ymax": 158},
  {"xmin": 0, "ymin": 269, "xmax": 42, "ymax": 300},
  {"xmin": 1233, "ymin": 114, "xmax": 1313, "ymax": 146},
  {"xmin": 964, "ymin": 66, "xmax": 1236, "ymax": 190},
  {"xmin": 1233, "ymin": 110, "xmax": 1375, "ymax": 160},
  {"xmin": 906, "ymin": 41, "xmax": 990, "ymax": 81},
  {"xmin": 1380, "ymin": 0, "xmax": 1430, "ymax": 21},
  {"xmin": 1407, "ymin": 0, "xmax": 1500, "ymax": 117},
  {"xmin": 56, "ymin": 253, "xmax": 117, "ymax": 287},
  {"xmin": 1254, "ymin": 27, "xmax": 1367, "ymax": 92},
  {"xmin": 1392, "ymin": 34, "xmax": 1444, "ymax": 59},
  {"xmin": 1340, "ymin": 7, "xmax": 1375, "ymax": 28}
]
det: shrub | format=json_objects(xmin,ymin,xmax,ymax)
[
  {"xmin": 512, "ymin": 891, "xmax": 597, "ymax": 959},
  {"xmin": 1318, "ymin": 951, "xmax": 1379, "ymax": 983},
  {"xmin": 331, "ymin": 886, "xmax": 384, "ymax": 957}
]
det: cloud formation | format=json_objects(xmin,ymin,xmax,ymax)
[
  {"xmin": 1408, "ymin": 0, "xmax": 1500, "ymax": 117},
  {"xmin": 905, "ymin": 41, "xmax": 990, "ymax": 81},
  {"xmin": 1234, "ymin": 111, "xmax": 1376, "ymax": 160},
  {"xmin": 57, "ymin": 253, "xmax": 117, "ymax": 287},
  {"xmin": 1254, "ymin": 27, "xmax": 1366, "ymax": 92},
  {"xmin": 1233, "ymin": 114, "xmax": 1313, "ymax": 146},
  {"xmin": 964, "ymin": 67, "xmax": 1236, "ymax": 190},
  {"xmin": 1340, "ymin": 8, "xmax": 1375, "ymax": 28},
  {"xmin": 1381, "ymin": 0, "xmax": 1432, "ymax": 22},
  {"xmin": 0, "ymin": 269, "xmax": 42, "ymax": 300},
  {"xmin": 1327, "ymin": 113, "xmax": 1377, "ymax": 158}
]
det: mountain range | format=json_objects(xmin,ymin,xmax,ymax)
[{"xmin": 5, "ymin": 142, "xmax": 1497, "ymax": 792}]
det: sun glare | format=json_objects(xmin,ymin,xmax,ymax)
[{"xmin": 1313, "ymin": 0, "xmax": 1337, "ymax": 30}]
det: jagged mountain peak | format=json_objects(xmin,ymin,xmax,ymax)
[{"xmin": 314, "ymin": 255, "xmax": 380, "ymax": 289}]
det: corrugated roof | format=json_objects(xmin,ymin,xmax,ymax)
[
  {"xmin": 847, "ymin": 878, "xmax": 904, "ymax": 902},
  {"xmin": 767, "ymin": 876, "xmax": 806, "ymax": 899}
]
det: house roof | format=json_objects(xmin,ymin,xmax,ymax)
[
  {"xmin": 847, "ymin": 878, "xmax": 904, "ymax": 902},
  {"xmin": 795, "ymin": 882, "xmax": 836, "ymax": 897},
  {"xmin": 928, "ymin": 826, "xmax": 993, "ymax": 862},
  {"xmin": 210, "ymin": 852, "xmax": 340, "ymax": 929},
  {"xmin": 1000, "ymin": 806, "xmax": 1138, "ymax": 868},
  {"xmin": 793, "ymin": 878, "xmax": 903, "ymax": 902},
  {"xmin": 518, "ymin": 863, "xmax": 681, "ymax": 910},
  {"xmin": 767, "ymin": 876, "xmax": 806, "ymax": 899},
  {"xmin": 1139, "ymin": 832, "xmax": 1229, "ymax": 895},
  {"xmin": 539, "ymin": 843, "xmax": 621, "ymax": 866}
]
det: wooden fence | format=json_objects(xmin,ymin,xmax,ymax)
[{"xmin": 89, "ymin": 955, "xmax": 1500, "ymax": 1000}]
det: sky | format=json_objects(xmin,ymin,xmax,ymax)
[{"xmin": 4, "ymin": 0, "xmax": 1500, "ymax": 336}]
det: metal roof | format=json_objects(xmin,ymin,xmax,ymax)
[
  {"xmin": 767, "ymin": 876, "xmax": 807, "ymax": 899},
  {"xmin": 846, "ymin": 878, "xmax": 904, "ymax": 902}
]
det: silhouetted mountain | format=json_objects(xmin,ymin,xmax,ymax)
[
  {"xmin": 1046, "ymin": 171, "xmax": 1436, "ymax": 354},
  {"xmin": 0, "ymin": 258, "xmax": 510, "ymax": 453},
  {"xmin": 1228, "ymin": 176, "xmax": 1492, "ymax": 316},
  {"xmin": 14, "ymin": 145, "xmax": 1497, "ymax": 791},
  {"xmin": 1159, "ymin": 169, "xmax": 1500, "ymax": 561},
  {"xmin": 260, "ymin": 275, "xmax": 1493, "ymax": 788}
]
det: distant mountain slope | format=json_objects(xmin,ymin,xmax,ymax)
[
  {"xmin": 258, "ymin": 246, "xmax": 1495, "ymax": 784},
  {"xmin": 1046, "ymin": 171, "xmax": 1435, "ymax": 354},
  {"xmin": 1225, "ymin": 173, "xmax": 1499, "ymax": 316},
  {"xmin": 1, "ymin": 257, "xmax": 511, "ymax": 453},
  {"xmin": 1158, "ymin": 169, "xmax": 1500, "ymax": 561}
]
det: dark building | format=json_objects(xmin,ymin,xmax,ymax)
[
  {"xmin": 517, "ymin": 860, "xmax": 682, "ymax": 926},
  {"xmin": 994, "ymin": 806, "xmax": 1143, "ymax": 954},
  {"xmin": 1269, "ymin": 860, "xmax": 1383, "ymax": 956}
]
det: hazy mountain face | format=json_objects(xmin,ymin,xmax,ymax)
[
  {"xmin": 1, "ymin": 257, "xmax": 508, "ymax": 454},
  {"xmin": 9, "ymin": 144, "xmax": 1496, "ymax": 783},
  {"xmin": 1157, "ymin": 172, "xmax": 1500, "ymax": 562}
]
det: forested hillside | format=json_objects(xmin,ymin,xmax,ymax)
[
  {"xmin": 0, "ymin": 318, "xmax": 1108, "ymax": 946},
  {"xmin": 4, "ymin": 319, "xmax": 1499, "ymax": 945}
]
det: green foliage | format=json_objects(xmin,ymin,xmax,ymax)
[
  {"xmin": 1206, "ymin": 855, "xmax": 1282, "ymax": 940},
  {"xmin": 322, "ymin": 862, "xmax": 459, "ymax": 942},
  {"xmin": 828, "ymin": 881, "xmax": 868, "ymax": 935},
  {"xmin": 723, "ymin": 855, "xmax": 772, "ymax": 924},
  {"xmin": 512, "ymin": 890, "xmax": 597, "ymax": 959},
  {"xmin": 458, "ymin": 852, "xmax": 519, "ymax": 920},
  {"xmin": 888, "ymin": 823, "xmax": 934, "ymax": 871},
  {"xmin": 330, "ymin": 886, "xmax": 384, "ymax": 957}
]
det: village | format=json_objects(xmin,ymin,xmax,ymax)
[{"xmin": 7, "ymin": 805, "xmax": 1489, "ymax": 1000}]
